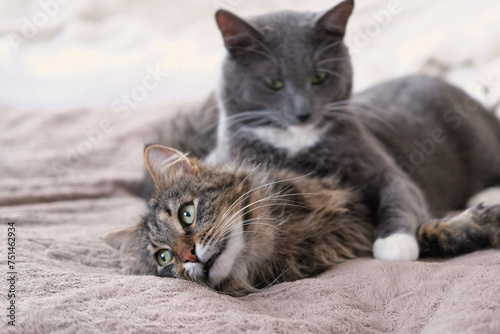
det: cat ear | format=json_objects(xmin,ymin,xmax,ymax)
[
  {"xmin": 315, "ymin": 0, "xmax": 354, "ymax": 39},
  {"xmin": 103, "ymin": 221, "xmax": 156, "ymax": 275},
  {"xmin": 144, "ymin": 144, "xmax": 196, "ymax": 185},
  {"xmin": 215, "ymin": 9, "xmax": 262, "ymax": 55},
  {"xmin": 103, "ymin": 226, "xmax": 140, "ymax": 251}
]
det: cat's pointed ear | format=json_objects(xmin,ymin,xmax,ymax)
[
  {"xmin": 103, "ymin": 226, "xmax": 140, "ymax": 251},
  {"xmin": 144, "ymin": 144, "xmax": 197, "ymax": 185},
  {"xmin": 315, "ymin": 0, "xmax": 354, "ymax": 39},
  {"xmin": 103, "ymin": 220, "xmax": 155, "ymax": 275},
  {"xmin": 215, "ymin": 9, "xmax": 262, "ymax": 55}
]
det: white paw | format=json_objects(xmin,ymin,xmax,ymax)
[{"xmin": 373, "ymin": 233, "xmax": 419, "ymax": 261}]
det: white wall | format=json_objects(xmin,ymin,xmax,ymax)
[{"xmin": 0, "ymin": 0, "xmax": 499, "ymax": 113}]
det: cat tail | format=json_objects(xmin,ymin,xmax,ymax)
[
  {"xmin": 417, "ymin": 203, "xmax": 500, "ymax": 257},
  {"xmin": 143, "ymin": 93, "xmax": 219, "ymax": 200}
]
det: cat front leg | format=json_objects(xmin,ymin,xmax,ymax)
[{"xmin": 372, "ymin": 175, "xmax": 431, "ymax": 261}]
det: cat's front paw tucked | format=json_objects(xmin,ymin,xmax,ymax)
[{"xmin": 373, "ymin": 233, "xmax": 419, "ymax": 261}]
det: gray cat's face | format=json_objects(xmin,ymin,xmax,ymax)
[{"xmin": 217, "ymin": 1, "xmax": 354, "ymax": 131}]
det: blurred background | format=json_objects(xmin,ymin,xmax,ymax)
[{"xmin": 0, "ymin": 0, "xmax": 499, "ymax": 113}]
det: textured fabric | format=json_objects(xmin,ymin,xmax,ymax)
[{"xmin": 1, "ymin": 105, "xmax": 499, "ymax": 334}]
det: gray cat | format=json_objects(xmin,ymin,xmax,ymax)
[{"xmin": 199, "ymin": 0, "xmax": 500, "ymax": 261}]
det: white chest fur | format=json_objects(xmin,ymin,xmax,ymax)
[{"xmin": 251, "ymin": 124, "xmax": 329, "ymax": 156}]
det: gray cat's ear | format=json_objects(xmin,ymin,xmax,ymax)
[
  {"xmin": 215, "ymin": 9, "xmax": 262, "ymax": 55},
  {"xmin": 103, "ymin": 226, "xmax": 140, "ymax": 251},
  {"xmin": 144, "ymin": 144, "xmax": 197, "ymax": 185},
  {"xmin": 315, "ymin": 0, "xmax": 354, "ymax": 39}
]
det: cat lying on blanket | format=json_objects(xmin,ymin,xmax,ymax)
[
  {"xmin": 105, "ymin": 1, "xmax": 500, "ymax": 296},
  {"xmin": 104, "ymin": 144, "xmax": 500, "ymax": 296}
]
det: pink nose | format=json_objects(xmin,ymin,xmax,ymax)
[{"xmin": 182, "ymin": 246, "xmax": 198, "ymax": 263}]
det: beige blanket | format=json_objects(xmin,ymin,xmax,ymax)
[{"xmin": 1, "ymin": 105, "xmax": 499, "ymax": 334}]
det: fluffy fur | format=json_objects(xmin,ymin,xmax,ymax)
[
  {"xmin": 106, "ymin": 145, "xmax": 500, "ymax": 296},
  {"xmin": 206, "ymin": 0, "xmax": 500, "ymax": 261}
]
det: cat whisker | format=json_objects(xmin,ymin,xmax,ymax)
[
  {"xmin": 216, "ymin": 230, "xmax": 277, "ymax": 243},
  {"xmin": 228, "ymin": 116, "xmax": 271, "ymax": 126},
  {"xmin": 327, "ymin": 97, "xmax": 388, "ymax": 113},
  {"xmin": 215, "ymin": 202, "xmax": 287, "ymax": 239},
  {"xmin": 227, "ymin": 109, "xmax": 273, "ymax": 119},
  {"xmin": 216, "ymin": 216, "xmax": 291, "ymax": 242},
  {"xmin": 218, "ymin": 173, "xmax": 314, "ymax": 224},
  {"xmin": 209, "ymin": 173, "xmax": 316, "ymax": 243},
  {"xmin": 222, "ymin": 218, "xmax": 285, "ymax": 235},
  {"xmin": 326, "ymin": 99, "xmax": 350, "ymax": 107},
  {"xmin": 207, "ymin": 164, "xmax": 262, "ymax": 234},
  {"xmin": 260, "ymin": 267, "xmax": 289, "ymax": 290},
  {"xmin": 324, "ymin": 110, "xmax": 359, "ymax": 122},
  {"xmin": 187, "ymin": 96, "xmax": 235, "ymax": 140},
  {"xmin": 214, "ymin": 199, "xmax": 309, "ymax": 241},
  {"xmin": 225, "ymin": 110, "xmax": 274, "ymax": 125},
  {"xmin": 316, "ymin": 57, "xmax": 347, "ymax": 66},
  {"xmin": 217, "ymin": 186, "xmax": 307, "ymax": 232},
  {"xmin": 214, "ymin": 198, "xmax": 301, "ymax": 240},
  {"xmin": 326, "ymin": 100, "xmax": 386, "ymax": 114},
  {"xmin": 325, "ymin": 106, "xmax": 351, "ymax": 113},
  {"xmin": 318, "ymin": 68, "xmax": 346, "ymax": 81},
  {"xmin": 325, "ymin": 105, "xmax": 397, "ymax": 132}
]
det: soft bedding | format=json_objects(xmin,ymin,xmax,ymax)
[{"xmin": 1, "ymin": 104, "xmax": 499, "ymax": 334}]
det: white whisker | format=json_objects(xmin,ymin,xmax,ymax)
[{"xmin": 317, "ymin": 57, "xmax": 346, "ymax": 66}]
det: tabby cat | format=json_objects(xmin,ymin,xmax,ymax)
[
  {"xmin": 105, "ymin": 145, "xmax": 500, "ymax": 296},
  {"xmin": 204, "ymin": 0, "xmax": 500, "ymax": 261}
]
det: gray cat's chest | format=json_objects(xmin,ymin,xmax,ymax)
[
  {"xmin": 249, "ymin": 124, "xmax": 331, "ymax": 157},
  {"xmin": 234, "ymin": 125, "xmax": 376, "ymax": 182}
]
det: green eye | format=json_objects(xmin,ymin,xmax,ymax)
[
  {"xmin": 179, "ymin": 204, "xmax": 195, "ymax": 225},
  {"xmin": 264, "ymin": 78, "xmax": 284, "ymax": 91},
  {"xmin": 311, "ymin": 72, "xmax": 328, "ymax": 85},
  {"xmin": 156, "ymin": 249, "xmax": 173, "ymax": 266}
]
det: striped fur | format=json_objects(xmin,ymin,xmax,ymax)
[{"xmin": 105, "ymin": 145, "xmax": 500, "ymax": 296}]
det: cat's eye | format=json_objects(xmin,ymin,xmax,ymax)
[
  {"xmin": 156, "ymin": 249, "xmax": 173, "ymax": 266},
  {"xmin": 264, "ymin": 78, "xmax": 284, "ymax": 91},
  {"xmin": 311, "ymin": 72, "xmax": 328, "ymax": 85},
  {"xmin": 179, "ymin": 203, "xmax": 195, "ymax": 225}
]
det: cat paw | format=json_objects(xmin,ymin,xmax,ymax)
[
  {"xmin": 373, "ymin": 233, "xmax": 419, "ymax": 261},
  {"xmin": 467, "ymin": 187, "xmax": 500, "ymax": 208},
  {"xmin": 471, "ymin": 203, "xmax": 500, "ymax": 248}
]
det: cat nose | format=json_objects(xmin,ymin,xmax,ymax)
[
  {"xmin": 182, "ymin": 245, "xmax": 199, "ymax": 263},
  {"xmin": 292, "ymin": 95, "xmax": 312, "ymax": 123},
  {"xmin": 296, "ymin": 113, "xmax": 311, "ymax": 123}
]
